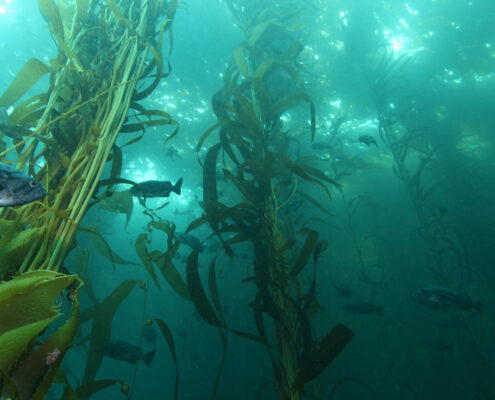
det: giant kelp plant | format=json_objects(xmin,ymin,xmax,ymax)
[
  {"xmin": 178, "ymin": 1, "xmax": 354, "ymax": 398},
  {"xmin": 0, "ymin": 0, "xmax": 177, "ymax": 397}
]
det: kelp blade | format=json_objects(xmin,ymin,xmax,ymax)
[{"xmin": 295, "ymin": 323, "xmax": 354, "ymax": 390}]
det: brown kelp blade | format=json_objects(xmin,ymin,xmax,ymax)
[
  {"xmin": 135, "ymin": 233, "xmax": 160, "ymax": 288},
  {"xmin": 154, "ymin": 319, "xmax": 179, "ymax": 400},
  {"xmin": 82, "ymin": 280, "xmax": 139, "ymax": 385},
  {"xmin": 295, "ymin": 323, "xmax": 354, "ymax": 391}
]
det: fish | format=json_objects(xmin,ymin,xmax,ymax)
[
  {"xmin": 165, "ymin": 146, "xmax": 181, "ymax": 161},
  {"xmin": 413, "ymin": 285, "xmax": 482, "ymax": 313},
  {"xmin": 358, "ymin": 135, "xmax": 378, "ymax": 147},
  {"xmin": 334, "ymin": 284, "xmax": 353, "ymax": 298},
  {"xmin": 143, "ymin": 325, "xmax": 157, "ymax": 344},
  {"xmin": 176, "ymin": 232, "xmax": 205, "ymax": 252},
  {"xmin": 129, "ymin": 178, "xmax": 182, "ymax": 198},
  {"xmin": 343, "ymin": 301, "xmax": 383, "ymax": 315},
  {"xmin": 311, "ymin": 141, "xmax": 332, "ymax": 150},
  {"xmin": 104, "ymin": 340, "xmax": 155, "ymax": 367},
  {"xmin": 0, "ymin": 162, "xmax": 47, "ymax": 207}
]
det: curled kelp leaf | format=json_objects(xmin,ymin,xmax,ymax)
[
  {"xmin": 151, "ymin": 251, "xmax": 190, "ymax": 300},
  {"xmin": 80, "ymin": 225, "xmax": 139, "ymax": 270},
  {"xmin": 97, "ymin": 190, "xmax": 133, "ymax": 228},
  {"xmin": 135, "ymin": 234, "xmax": 160, "ymax": 288}
]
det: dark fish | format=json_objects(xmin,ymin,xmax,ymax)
[
  {"xmin": 343, "ymin": 301, "xmax": 383, "ymax": 315},
  {"xmin": 143, "ymin": 325, "xmax": 157, "ymax": 344},
  {"xmin": 130, "ymin": 178, "xmax": 182, "ymax": 198},
  {"xmin": 334, "ymin": 284, "xmax": 353, "ymax": 298},
  {"xmin": 165, "ymin": 146, "xmax": 181, "ymax": 161},
  {"xmin": 176, "ymin": 232, "xmax": 205, "ymax": 252},
  {"xmin": 175, "ymin": 324, "xmax": 187, "ymax": 340},
  {"xmin": 104, "ymin": 340, "xmax": 155, "ymax": 367},
  {"xmin": 0, "ymin": 162, "xmax": 47, "ymax": 207},
  {"xmin": 311, "ymin": 141, "xmax": 332, "ymax": 150},
  {"xmin": 358, "ymin": 135, "xmax": 378, "ymax": 147},
  {"xmin": 413, "ymin": 286, "xmax": 482, "ymax": 313}
]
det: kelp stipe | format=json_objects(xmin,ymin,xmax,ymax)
[
  {"xmin": 180, "ymin": 1, "xmax": 353, "ymax": 398},
  {"xmin": 0, "ymin": 0, "xmax": 178, "ymax": 396}
]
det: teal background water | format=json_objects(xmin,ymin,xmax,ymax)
[{"xmin": 1, "ymin": 0, "xmax": 494, "ymax": 399}]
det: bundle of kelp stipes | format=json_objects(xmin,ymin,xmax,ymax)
[{"xmin": 0, "ymin": 0, "xmax": 177, "ymax": 398}]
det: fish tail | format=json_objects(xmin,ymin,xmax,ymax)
[
  {"xmin": 141, "ymin": 350, "xmax": 155, "ymax": 367},
  {"xmin": 375, "ymin": 305, "xmax": 384, "ymax": 316},
  {"xmin": 174, "ymin": 178, "xmax": 183, "ymax": 195}
]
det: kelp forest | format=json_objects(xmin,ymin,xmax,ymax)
[{"xmin": 0, "ymin": 0, "xmax": 494, "ymax": 399}]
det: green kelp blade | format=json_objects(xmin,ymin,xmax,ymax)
[
  {"xmin": 233, "ymin": 46, "xmax": 250, "ymax": 77},
  {"xmin": 74, "ymin": 248, "xmax": 98, "ymax": 305},
  {"xmin": 208, "ymin": 257, "xmax": 225, "ymax": 324},
  {"xmin": 0, "ymin": 59, "xmax": 51, "ymax": 109},
  {"xmin": 11, "ymin": 281, "xmax": 81, "ymax": 400},
  {"xmin": 82, "ymin": 280, "xmax": 139, "ymax": 385},
  {"xmin": 37, "ymin": 0, "xmax": 64, "ymax": 40},
  {"xmin": 295, "ymin": 323, "xmax": 354, "ymax": 391},
  {"xmin": 197, "ymin": 122, "xmax": 221, "ymax": 152},
  {"xmin": 202, "ymin": 143, "xmax": 234, "ymax": 257},
  {"xmin": 186, "ymin": 250, "xmax": 223, "ymax": 327},
  {"xmin": 135, "ymin": 234, "xmax": 160, "ymax": 288},
  {"xmin": 295, "ymin": 191, "xmax": 333, "ymax": 217},
  {"xmin": 97, "ymin": 190, "xmax": 133, "ymax": 229},
  {"xmin": 291, "ymin": 229, "xmax": 318, "ymax": 277},
  {"xmin": 299, "ymin": 162, "xmax": 340, "ymax": 187},
  {"xmin": 81, "ymin": 225, "xmax": 139, "ymax": 270},
  {"xmin": 154, "ymin": 319, "xmax": 179, "ymax": 400},
  {"xmin": 1, "ymin": 226, "xmax": 44, "ymax": 278},
  {"xmin": 276, "ymin": 153, "xmax": 333, "ymax": 200},
  {"xmin": 271, "ymin": 92, "xmax": 315, "ymax": 140},
  {"xmin": 150, "ymin": 251, "xmax": 190, "ymax": 301},
  {"xmin": 8, "ymin": 93, "xmax": 48, "ymax": 126},
  {"xmin": 103, "ymin": 0, "xmax": 133, "ymax": 28}
]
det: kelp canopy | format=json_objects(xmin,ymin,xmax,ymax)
[
  {"xmin": 0, "ymin": 0, "xmax": 177, "ymax": 276},
  {"xmin": 0, "ymin": 0, "xmax": 177, "ymax": 398}
]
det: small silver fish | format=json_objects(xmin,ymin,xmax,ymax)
[{"xmin": 0, "ymin": 162, "xmax": 47, "ymax": 207}]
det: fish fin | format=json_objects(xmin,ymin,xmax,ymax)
[
  {"xmin": 173, "ymin": 177, "xmax": 183, "ymax": 195},
  {"xmin": 141, "ymin": 350, "xmax": 155, "ymax": 367},
  {"xmin": 375, "ymin": 305, "xmax": 384, "ymax": 316}
]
